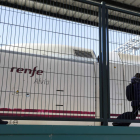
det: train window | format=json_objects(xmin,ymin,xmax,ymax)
[{"xmin": 74, "ymin": 50, "xmax": 93, "ymax": 58}]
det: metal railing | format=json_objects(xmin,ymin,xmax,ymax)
[{"xmin": 0, "ymin": 0, "xmax": 140, "ymax": 126}]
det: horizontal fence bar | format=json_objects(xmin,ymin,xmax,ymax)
[
  {"xmin": 74, "ymin": 0, "xmax": 101, "ymax": 7},
  {"xmin": 108, "ymin": 119, "xmax": 140, "ymax": 123},
  {"xmin": 0, "ymin": 116, "xmax": 103, "ymax": 122},
  {"xmin": 107, "ymin": 5, "xmax": 140, "ymax": 17}
]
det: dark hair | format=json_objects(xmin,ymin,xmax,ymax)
[{"xmin": 135, "ymin": 73, "xmax": 140, "ymax": 78}]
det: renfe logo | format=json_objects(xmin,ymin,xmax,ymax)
[{"xmin": 10, "ymin": 67, "xmax": 43, "ymax": 77}]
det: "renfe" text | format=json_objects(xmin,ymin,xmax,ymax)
[{"xmin": 10, "ymin": 66, "xmax": 43, "ymax": 77}]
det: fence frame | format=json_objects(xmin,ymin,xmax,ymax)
[
  {"xmin": 1, "ymin": 0, "xmax": 140, "ymax": 126},
  {"xmin": 99, "ymin": 1, "xmax": 110, "ymax": 126},
  {"xmin": 0, "ymin": 0, "xmax": 103, "ymax": 123}
]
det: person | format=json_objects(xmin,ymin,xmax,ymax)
[
  {"xmin": 113, "ymin": 73, "xmax": 140, "ymax": 126},
  {"xmin": 131, "ymin": 73, "xmax": 140, "ymax": 112}
]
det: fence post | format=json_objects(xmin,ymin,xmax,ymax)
[{"xmin": 99, "ymin": 1, "xmax": 110, "ymax": 126}]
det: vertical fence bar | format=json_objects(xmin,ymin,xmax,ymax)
[
  {"xmin": 100, "ymin": 1, "xmax": 110, "ymax": 126},
  {"xmin": 99, "ymin": 6, "xmax": 103, "ymax": 121},
  {"xmin": 106, "ymin": 8, "xmax": 110, "ymax": 120}
]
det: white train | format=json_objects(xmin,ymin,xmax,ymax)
[{"xmin": 0, "ymin": 44, "xmax": 140, "ymax": 126}]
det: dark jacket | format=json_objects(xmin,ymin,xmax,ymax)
[{"xmin": 131, "ymin": 77, "xmax": 140, "ymax": 107}]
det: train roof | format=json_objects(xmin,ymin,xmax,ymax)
[
  {"xmin": 1, "ymin": 44, "xmax": 97, "ymax": 62},
  {"xmin": 1, "ymin": 44, "xmax": 140, "ymax": 65}
]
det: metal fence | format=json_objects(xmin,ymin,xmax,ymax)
[
  {"xmin": 0, "ymin": 0, "xmax": 140, "ymax": 126},
  {"xmin": 107, "ymin": 5, "xmax": 140, "ymax": 125},
  {"xmin": 0, "ymin": 0, "xmax": 101, "ymax": 125}
]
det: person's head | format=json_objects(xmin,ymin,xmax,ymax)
[{"xmin": 135, "ymin": 73, "xmax": 140, "ymax": 78}]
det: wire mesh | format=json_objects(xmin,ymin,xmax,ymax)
[
  {"xmin": 108, "ymin": 8, "xmax": 140, "ymax": 126},
  {"xmin": 0, "ymin": 0, "xmax": 100, "ymax": 125}
]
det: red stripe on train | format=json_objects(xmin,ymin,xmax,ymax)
[
  {"xmin": 0, "ymin": 113, "xmax": 95, "ymax": 118},
  {"xmin": 1, "ymin": 108, "xmax": 140, "ymax": 119},
  {"xmin": 0, "ymin": 108, "xmax": 95, "ymax": 115},
  {"xmin": 1, "ymin": 113, "xmax": 140, "ymax": 120}
]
